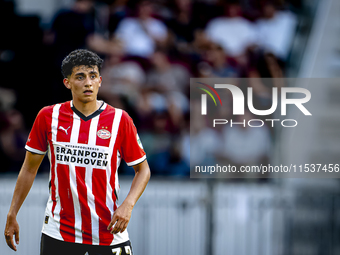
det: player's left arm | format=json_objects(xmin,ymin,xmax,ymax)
[{"xmin": 108, "ymin": 160, "xmax": 151, "ymax": 234}]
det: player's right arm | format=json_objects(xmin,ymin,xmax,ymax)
[
  {"xmin": 4, "ymin": 107, "xmax": 48, "ymax": 251},
  {"xmin": 4, "ymin": 151, "xmax": 45, "ymax": 251}
]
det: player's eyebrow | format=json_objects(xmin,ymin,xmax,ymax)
[
  {"xmin": 74, "ymin": 70, "xmax": 99, "ymax": 77},
  {"xmin": 88, "ymin": 70, "xmax": 99, "ymax": 75},
  {"xmin": 74, "ymin": 72, "xmax": 86, "ymax": 76}
]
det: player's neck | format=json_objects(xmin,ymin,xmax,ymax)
[{"xmin": 72, "ymin": 99, "xmax": 101, "ymax": 117}]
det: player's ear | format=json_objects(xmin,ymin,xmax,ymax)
[
  {"xmin": 99, "ymin": 76, "xmax": 102, "ymax": 87},
  {"xmin": 63, "ymin": 78, "xmax": 71, "ymax": 89}
]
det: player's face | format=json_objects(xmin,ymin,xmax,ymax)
[{"xmin": 63, "ymin": 65, "xmax": 102, "ymax": 104}]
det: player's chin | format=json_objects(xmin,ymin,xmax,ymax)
[{"xmin": 82, "ymin": 94, "xmax": 96, "ymax": 102}]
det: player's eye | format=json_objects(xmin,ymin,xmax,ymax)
[
  {"xmin": 77, "ymin": 76, "xmax": 84, "ymax": 80},
  {"xmin": 91, "ymin": 75, "xmax": 96, "ymax": 79}
]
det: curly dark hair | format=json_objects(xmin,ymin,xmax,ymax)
[{"xmin": 61, "ymin": 49, "xmax": 103, "ymax": 78}]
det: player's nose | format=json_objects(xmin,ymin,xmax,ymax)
[{"xmin": 84, "ymin": 76, "xmax": 93, "ymax": 87}]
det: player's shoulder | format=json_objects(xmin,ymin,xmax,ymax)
[
  {"xmin": 37, "ymin": 101, "xmax": 70, "ymax": 116},
  {"xmin": 37, "ymin": 105, "xmax": 54, "ymax": 117},
  {"xmin": 104, "ymin": 104, "xmax": 132, "ymax": 122},
  {"xmin": 104, "ymin": 104, "xmax": 128, "ymax": 117}
]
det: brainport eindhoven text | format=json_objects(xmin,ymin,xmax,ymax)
[{"xmin": 55, "ymin": 145, "xmax": 109, "ymax": 167}]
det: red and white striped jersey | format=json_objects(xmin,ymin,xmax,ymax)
[{"xmin": 25, "ymin": 101, "xmax": 146, "ymax": 246}]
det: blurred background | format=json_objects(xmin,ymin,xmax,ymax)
[{"xmin": 1, "ymin": 0, "xmax": 340, "ymax": 254}]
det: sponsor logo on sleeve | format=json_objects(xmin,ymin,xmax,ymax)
[{"xmin": 137, "ymin": 134, "xmax": 143, "ymax": 149}]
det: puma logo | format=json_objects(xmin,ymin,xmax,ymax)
[{"xmin": 59, "ymin": 126, "xmax": 71, "ymax": 135}]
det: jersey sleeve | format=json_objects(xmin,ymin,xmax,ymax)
[
  {"xmin": 119, "ymin": 111, "xmax": 146, "ymax": 166},
  {"xmin": 25, "ymin": 107, "xmax": 49, "ymax": 155}
]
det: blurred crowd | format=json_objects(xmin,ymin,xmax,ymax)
[{"xmin": 0, "ymin": 0, "xmax": 302, "ymax": 176}]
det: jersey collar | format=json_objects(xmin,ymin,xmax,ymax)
[{"xmin": 70, "ymin": 100, "xmax": 106, "ymax": 121}]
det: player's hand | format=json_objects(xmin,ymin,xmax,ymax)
[
  {"xmin": 107, "ymin": 202, "xmax": 133, "ymax": 234},
  {"xmin": 4, "ymin": 214, "xmax": 20, "ymax": 251}
]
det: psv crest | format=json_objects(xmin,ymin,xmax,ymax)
[{"xmin": 97, "ymin": 129, "xmax": 111, "ymax": 139}]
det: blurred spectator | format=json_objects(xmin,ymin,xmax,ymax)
[
  {"xmin": 136, "ymin": 89, "xmax": 188, "ymax": 133},
  {"xmin": 0, "ymin": 88, "xmax": 16, "ymax": 112},
  {"xmin": 114, "ymin": 0, "xmax": 168, "ymax": 58},
  {"xmin": 196, "ymin": 61, "xmax": 214, "ymax": 78},
  {"xmin": 108, "ymin": 0, "xmax": 130, "ymax": 34},
  {"xmin": 0, "ymin": 0, "xmax": 47, "ymax": 126},
  {"xmin": 177, "ymin": 112, "xmax": 190, "ymax": 174},
  {"xmin": 140, "ymin": 110, "xmax": 189, "ymax": 176},
  {"xmin": 257, "ymin": 52, "xmax": 284, "ymax": 78},
  {"xmin": 146, "ymin": 50, "xmax": 190, "ymax": 93},
  {"xmin": 99, "ymin": 48, "xmax": 146, "ymax": 106},
  {"xmin": 139, "ymin": 111, "xmax": 172, "ymax": 175},
  {"xmin": 204, "ymin": 43, "xmax": 239, "ymax": 77},
  {"xmin": 255, "ymin": 1, "xmax": 297, "ymax": 61},
  {"xmin": 0, "ymin": 0, "xmax": 18, "ymax": 84},
  {"xmin": 205, "ymin": 2, "xmax": 257, "ymax": 59},
  {"xmin": 168, "ymin": 136, "xmax": 190, "ymax": 176},
  {"xmin": 166, "ymin": 0, "xmax": 197, "ymax": 47},
  {"xmin": 49, "ymin": 0, "xmax": 119, "ymax": 62},
  {"xmin": 46, "ymin": 0, "xmax": 122, "ymax": 104},
  {"xmin": 140, "ymin": 50, "xmax": 190, "ymax": 130},
  {"xmin": 136, "ymin": 90, "xmax": 168, "ymax": 119},
  {"xmin": 0, "ymin": 110, "xmax": 28, "ymax": 173},
  {"xmin": 51, "ymin": 0, "xmax": 97, "ymax": 60}
]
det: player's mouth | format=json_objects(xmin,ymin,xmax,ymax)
[{"xmin": 83, "ymin": 90, "xmax": 93, "ymax": 95}]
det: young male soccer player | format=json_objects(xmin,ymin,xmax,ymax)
[{"xmin": 4, "ymin": 49, "xmax": 150, "ymax": 255}]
